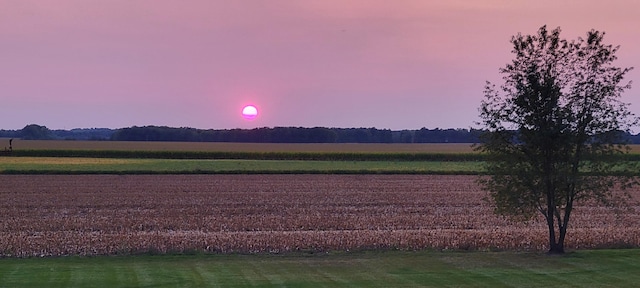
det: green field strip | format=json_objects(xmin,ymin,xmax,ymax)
[
  {"xmin": 0, "ymin": 157, "xmax": 484, "ymax": 174},
  {"xmin": 8, "ymin": 149, "xmax": 487, "ymax": 161},
  {"xmin": 0, "ymin": 250, "xmax": 639, "ymax": 287},
  {"xmin": 2, "ymin": 157, "xmax": 638, "ymax": 175}
]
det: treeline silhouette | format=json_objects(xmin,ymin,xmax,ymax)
[
  {"xmin": 4, "ymin": 124, "xmax": 640, "ymax": 144},
  {"xmin": 110, "ymin": 126, "xmax": 480, "ymax": 143},
  {"xmin": 0, "ymin": 125, "xmax": 113, "ymax": 141},
  {"xmin": 2, "ymin": 124, "xmax": 480, "ymax": 143}
]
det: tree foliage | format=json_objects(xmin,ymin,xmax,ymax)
[
  {"xmin": 20, "ymin": 124, "xmax": 55, "ymax": 140},
  {"xmin": 109, "ymin": 126, "xmax": 480, "ymax": 143},
  {"xmin": 477, "ymin": 26, "xmax": 637, "ymax": 254}
]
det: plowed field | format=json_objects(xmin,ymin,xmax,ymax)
[{"xmin": 1, "ymin": 175, "xmax": 638, "ymax": 257}]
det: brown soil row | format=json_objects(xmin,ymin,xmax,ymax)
[{"xmin": 1, "ymin": 175, "xmax": 638, "ymax": 257}]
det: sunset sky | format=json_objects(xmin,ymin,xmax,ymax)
[{"xmin": 1, "ymin": 1, "xmax": 639, "ymax": 130}]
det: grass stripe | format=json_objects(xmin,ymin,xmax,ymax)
[
  {"xmin": 0, "ymin": 157, "xmax": 484, "ymax": 174},
  {"xmin": 3, "ymin": 156, "xmax": 638, "ymax": 175},
  {"xmin": 1, "ymin": 250, "xmax": 640, "ymax": 287}
]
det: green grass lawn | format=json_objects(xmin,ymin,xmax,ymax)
[
  {"xmin": 0, "ymin": 157, "xmax": 483, "ymax": 174},
  {"xmin": 0, "ymin": 250, "xmax": 638, "ymax": 287}
]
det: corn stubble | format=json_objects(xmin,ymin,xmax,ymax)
[{"xmin": 0, "ymin": 175, "xmax": 638, "ymax": 257}]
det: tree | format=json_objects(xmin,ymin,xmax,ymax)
[
  {"xmin": 20, "ymin": 124, "xmax": 55, "ymax": 140},
  {"xmin": 477, "ymin": 26, "xmax": 637, "ymax": 254}
]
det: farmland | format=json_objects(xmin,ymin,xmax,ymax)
[
  {"xmin": 2, "ymin": 140, "xmax": 640, "ymax": 285},
  {"xmin": 3, "ymin": 140, "xmax": 639, "ymax": 175},
  {"xmin": 1, "ymin": 174, "xmax": 638, "ymax": 257},
  {"xmin": 6, "ymin": 139, "xmax": 640, "ymax": 154},
  {"xmin": 4, "ymin": 139, "xmax": 477, "ymax": 153},
  {"xmin": 0, "ymin": 157, "xmax": 482, "ymax": 174},
  {"xmin": 1, "ymin": 140, "xmax": 486, "ymax": 174}
]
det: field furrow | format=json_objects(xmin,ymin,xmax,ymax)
[{"xmin": 0, "ymin": 175, "xmax": 638, "ymax": 257}]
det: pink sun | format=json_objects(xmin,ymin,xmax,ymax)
[{"xmin": 241, "ymin": 105, "xmax": 258, "ymax": 120}]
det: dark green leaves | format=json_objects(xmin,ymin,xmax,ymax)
[{"xmin": 477, "ymin": 25, "xmax": 636, "ymax": 253}]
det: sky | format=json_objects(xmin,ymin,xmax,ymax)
[{"xmin": 1, "ymin": 0, "xmax": 639, "ymax": 130}]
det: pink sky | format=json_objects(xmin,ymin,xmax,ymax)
[{"xmin": 1, "ymin": 0, "xmax": 639, "ymax": 130}]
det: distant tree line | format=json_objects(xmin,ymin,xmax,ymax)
[
  {"xmin": 0, "ymin": 125, "xmax": 113, "ymax": 141},
  {"xmin": 4, "ymin": 124, "xmax": 640, "ymax": 144},
  {"xmin": 109, "ymin": 126, "xmax": 482, "ymax": 143}
]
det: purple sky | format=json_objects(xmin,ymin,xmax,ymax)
[{"xmin": 2, "ymin": 1, "xmax": 639, "ymax": 130}]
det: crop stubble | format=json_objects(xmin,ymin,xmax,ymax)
[{"xmin": 0, "ymin": 175, "xmax": 638, "ymax": 257}]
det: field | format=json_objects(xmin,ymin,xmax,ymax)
[
  {"xmin": 7, "ymin": 139, "xmax": 640, "ymax": 154},
  {"xmin": 0, "ymin": 141, "xmax": 485, "ymax": 174},
  {"xmin": 4, "ymin": 139, "xmax": 477, "ymax": 153},
  {"xmin": 2, "ymin": 250, "xmax": 640, "ymax": 287},
  {"xmin": 1, "ymin": 175, "xmax": 638, "ymax": 257},
  {"xmin": 2, "ymin": 140, "xmax": 640, "ymax": 286},
  {"xmin": 0, "ymin": 157, "xmax": 482, "ymax": 174}
]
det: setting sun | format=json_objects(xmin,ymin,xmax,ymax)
[{"xmin": 241, "ymin": 105, "xmax": 258, "ymax": 120}]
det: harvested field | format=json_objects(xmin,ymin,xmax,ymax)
[
  {"xmin": 0, "ymin": 175, "xmax": 638, "ymax": 257},
  {"xmin": 7, "ymin": 139, "xmax": 640, "ymax": 154}
]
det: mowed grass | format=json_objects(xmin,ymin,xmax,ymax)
[
  {"xmin": 0, "ymin": 250, "xmax": 639, "ymax": 287},
  {"xmin": 0, "ymin": 157, "xmax": 482, "ymax": 174}
]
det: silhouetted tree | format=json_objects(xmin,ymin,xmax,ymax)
[
  {"xmin": 20, "ymin": 124, "xmax": 55, "ymax": 140},
  {"xmin": 477, "ymin": 26, "xmax": 637, "ymax": 254}
]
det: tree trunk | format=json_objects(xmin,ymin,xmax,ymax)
[
  {"xmin": 547, "ymin": 212, "xmax": 567, "ymax": 254},
  {"xmin": 554, "ymin": 199, "xmax": 573, "ymax": 255},
  {"xmin": 548, "ymin": 237, "xmax": 565, "ymax": 254},
  {"xmin": 546, "ymin": 214, "xmax": 565, "ymax": 254},
  {"xmin": 545, "ymin": 176, "xmax": 565, "ymax": 254}
]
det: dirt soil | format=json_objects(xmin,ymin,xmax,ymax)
[{"xmin": 1, "ymin": 175, "xmax": 638, "ymax": 257}]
